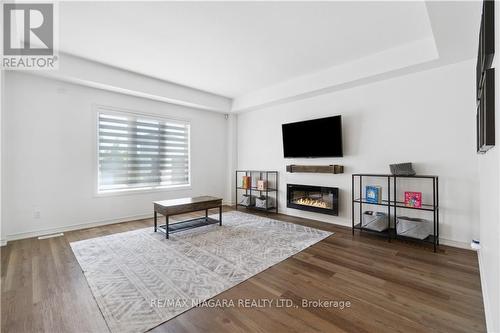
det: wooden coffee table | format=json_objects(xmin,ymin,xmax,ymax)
[{"xmin": 153, "ymin": 196, "xmax": 223, "ymax": 239}]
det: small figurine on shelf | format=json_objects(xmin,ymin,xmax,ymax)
[
  {"xmin": 404, "ymin": 191, "xmax": 422, "ymax": 208},
  {"xmin": 366, "ymin": 186, "xmax": 382, "ymax": 203},
  {"xmin": 257, "ymin": 180, "xmax": 267, "ymax": 190}
]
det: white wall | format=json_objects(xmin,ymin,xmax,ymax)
[
  {"xmin": 225, "ymin": 114, "xmax": 238, "ymax": 204},
  {"xmin": 477, "ymin": 2, "xmax": 500, "ymax": 331},
  {"xmin": 0, "ymin": 70, "xmax": 4, "ymax": 245},
  {"xmin": 237, "ymin": 59, "xmax": 478, "ymax": 247},
  {"xmin": 478, "ymin": 147, "xmax": 499, "ymax": 332},
  {"xmin": 2, "ymin": 72, "xmax": 228, "ymax": 241}
]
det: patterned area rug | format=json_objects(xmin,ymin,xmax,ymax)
[{"xmin": 70, "ymin": 211, "xmax": 332, "ymax": 333}]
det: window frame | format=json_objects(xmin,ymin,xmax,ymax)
[{"xmin": 93, "ymin": 104, "xmax": 192, "ymax": 197}]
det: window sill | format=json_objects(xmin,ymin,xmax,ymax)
[{"xmin": 94, "ymin": 184, "xmax": 192, "ymax": 198}]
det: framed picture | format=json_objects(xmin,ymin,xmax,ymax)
[
  {"xmin": 477, "ymin": 68, "xmax": 495, "ymax": 153},
  {"xmin": 476, "ymin": 0, "xmax": 495, "ymax": 154},
  {"xmin": 404, "ymin": 192, "xmax": 422, "ymax": 208},
  {"xmin": 366, "ymin": 186, "xmax": 382, "ymax": 204}
]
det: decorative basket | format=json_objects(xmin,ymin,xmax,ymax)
[
  {"xmin": 239, "ymin": 195, "xmax": 255, "ymax": 207},
  {"xmin": 389, "ymin": 163, "xmax": 416, "ymax": 176},
  {"xmin": 255, "ymin": 196, "xmax": 273, "ymax": 209},
  {"xmin": 396, "ymin": 216, "xmax": 431, "ymax": 239},
  {"xmin": 362, "ymin": 211, "xmax": 389, "ymax": 232}
]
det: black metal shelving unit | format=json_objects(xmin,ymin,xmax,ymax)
[
  {"xmin": 235, "ymin": 170, "xmax": 278, "ymax": 214},
  {"xmin": 352, "ymin": 173, "xmax": 439, "ymax": 252}
]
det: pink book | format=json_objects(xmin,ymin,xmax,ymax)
[{"xmin": 404, "ymin": 192, "xmax": 422, "ymax": 208}]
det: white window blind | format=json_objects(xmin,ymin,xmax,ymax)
[{"xmin": 97, "ymin": 109, "xmax": 190, "ymax": 193}]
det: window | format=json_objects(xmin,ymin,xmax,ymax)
[{"xmin": 97, "ymin": 107, "xmax": 190, "ymax": 193}]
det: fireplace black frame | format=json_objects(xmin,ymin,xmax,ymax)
[{"xmin": 287, "ymin": 184, "xmax": 339, "ymax": 216}]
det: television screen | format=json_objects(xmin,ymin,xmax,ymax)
[{"xmin": 282, "ymin": 115, "xmax": 343, "ymax": 158}]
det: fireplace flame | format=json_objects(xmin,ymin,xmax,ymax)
[{"xmin": 295, "ymin": 197, "xmax": 328, "ymax": 208}]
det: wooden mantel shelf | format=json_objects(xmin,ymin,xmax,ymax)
[{"xmin": 286, "ymin": 165, "xmax": 344, "ymax": 174}]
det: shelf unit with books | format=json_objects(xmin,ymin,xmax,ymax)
[
  {"xmin": 235, "ymin": 170, "xmax": 278, "ymax": 214},
  {"xmin": 352, "ymin": 173, "xmax": 439, "ymax": 252}
]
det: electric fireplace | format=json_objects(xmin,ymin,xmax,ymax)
[{"xmin": 287, "ymin": 184, "xmax": 339, "ymax": 215}]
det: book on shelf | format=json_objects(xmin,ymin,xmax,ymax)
[
  {"xmin": 365, "ymin": 186, "xmax": 382, "ymax": 203},
  {"xmin": 404, "ymin": 191, "xmax": 422, "ymax": 208},
  {"xmin": 242, "ymin": 176, "xmax": 251, "ymax": 189}
]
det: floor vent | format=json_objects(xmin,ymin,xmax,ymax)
[{"xmin": 38, "ymin": 233, "xmax": 64, "ymax": 240}]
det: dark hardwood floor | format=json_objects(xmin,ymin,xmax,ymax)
[{"xmin": 1, "ymin": 206, "xmax": 486, "ymax": 332}]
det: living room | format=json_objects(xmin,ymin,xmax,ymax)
[{"xmin": 1, "ymin": 1, "xmax": 499, "ymax": 333}]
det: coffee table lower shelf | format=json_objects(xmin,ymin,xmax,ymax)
[{"xmin": 156, "ymin": 217, "xmax": 221, "ymax": 236}]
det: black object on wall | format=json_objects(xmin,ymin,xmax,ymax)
[
  {"xmin": 282, "ymin": 115, "xmax": 343, "ymax": 158},
  {"xmin": 476, "ymin": 0, "xmax": 495, "ymax": 153},
  {"xmin": 287, "ymin": 184, "xmax": 339, "ymax": 216},
  {"xmin": 477, "ymin": 69, "xmax": 495, "ymax": 153}
]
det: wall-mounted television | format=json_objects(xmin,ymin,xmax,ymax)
[{"xmin": 282, "ymin": 115, "xmax": 343, "ymax": 158}]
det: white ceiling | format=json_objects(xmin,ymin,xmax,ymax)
[{"xmin": 59, "ymin": 1, "xmax": 435, "ymax": 98}]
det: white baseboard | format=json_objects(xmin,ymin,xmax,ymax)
[
  {"xmin": 0, "ymin": 208, "xmax": 472, "ymax": 252},
  {"xmin": 477, "ymin": 249, "xmax": 493, "ymax": 332},
  {"xmin": 439, "ymin": 238, "xmax": 470, "ymax": 250},
  {"xmin": 1, "ymin": 204, "xmax": 234, "ymax": 246},
  {"xmin": 2, "ymin": 212, "xmax": 153, "ymax": 245}
]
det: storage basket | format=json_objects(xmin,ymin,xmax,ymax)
[
  {"xmin": 396, "ymin": 216, "xmax": 431, "ymax": 239},
  {"xmin": 389, "ymin": 162, "xmax": 416, "ymax": 176},
  {"xmin": 362, "ymin": 211, "xmax": 389, "ymax": 232},
  {"xmin": 255, "ymin": 196, "xmax": 273, "ymax": 209},
  {"xmin": 239, "ymin": 195, "xmax": 255, "ymax": 207}
]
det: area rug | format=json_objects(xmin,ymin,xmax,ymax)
[{"xmin": 70, "ymin": 211, "xmax": 332, "ymax": 333}]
